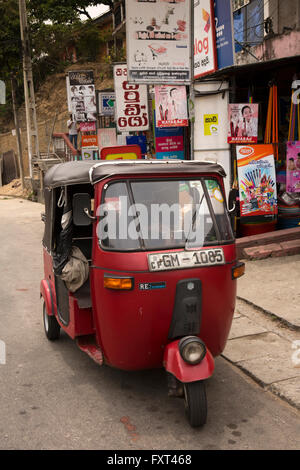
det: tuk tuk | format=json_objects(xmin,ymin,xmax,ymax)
[{"xmin": 40, "ymin": 159, "xmax": 245, "ymax": 427}]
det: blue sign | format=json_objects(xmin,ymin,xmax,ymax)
[
  {"xmin": 99, "ymin": 92, "xmax": 115, "ymax": 116},
  {"xmin": 214, "ymin": 0, "xmax": 235, "ymax": 69},
  {"xmin": 126, "ymin": 135, "xmax": 147, "ymax": 155}
]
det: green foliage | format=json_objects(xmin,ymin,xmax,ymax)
[
  {"xmin": 0, "ymin": 1, "xmax": 22, "ymax": 77},
  {"xmin": 0, "ymin": 0, "xmax": 113, "ymax": 121},
  {"xmin": 28, "ymin": 0, "xmax": 113, "ymax": 24}
]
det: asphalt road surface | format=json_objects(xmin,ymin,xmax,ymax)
[{"xmin": 0, "ymin": 197, "xmax": 299, "ymax": 450}]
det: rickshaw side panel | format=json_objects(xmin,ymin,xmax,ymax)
[
  {"xmin": 41, "ymin": 248, "xmax": 57, "ymax": 317},
  {"xmin": 41, "ymin": 248, "xmax": 94, "ymax": 339}
]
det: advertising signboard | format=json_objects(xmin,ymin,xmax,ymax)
[
  {"xmin": 228, "ymin": 103, "xmax": 258, "ymax": 144},
  {"xmin": 194, "ymin": 0, "xmax": 217, "ymax": 79},
  {"xmin": 286, "ymin": 141, "xmax": 300, "ymax": 193},
  {"xmin": 214, "ymin": 0, "xmax": 235, "ymax": 70},
  {"xmin": 98, "ymin": 92, "xmax": 115, "ymax": 116},
  {"xmin": 113, "ymin": 64, "xmax": 149, "ymax": 132},
  {"xmin": 81, "ymin": 134, "xmax": 98, "ymax": 148},
  {"xmin": 154, "ymin": 85, "xmax": 188, "ymax": 128},
  {"xmin": 237, "ymin": 144, "xmax": 278, "ymax": 219},
  {"xmin": 98, "ymin": 128, "xmax": 117, "ymax": 152},
  {"xmin": 126, "ymin": 0, "xmax": 191, "ymax": 84},
  {"xmin": 67, "ymin": 70, "xmax": 97, "ymax": 122}
]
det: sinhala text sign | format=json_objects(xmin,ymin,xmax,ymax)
[
  {"xmin": 126, "ymin": 0, "xmax": 191, "ymax": 84},
  {"xmin": 194, "ymin": 0, "xmax": 217, "ymax": 79},
  {"xmin": 113, "ymin": 64, "xmax": 149, "ymax": 132}
]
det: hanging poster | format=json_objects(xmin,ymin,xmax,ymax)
[
  {"xmin": 286, "ymin": 141, "xmax": 300, "ymax": 193},
  {"xmin": 98, "ymin": 128, "xmax": 117, "ymax": 152},
  {"xmin": 98, "ymin": 92, "xmax": 115, "ymax": 116},
  {"xmin": 79, "ymin": 122, "xmax": 96, "ymax": 132},
  {"xmin": 154, "ymin": 85, "xmax": 188, "ymax": 128},
  {"xmin": 228, "ymin": 103, "xmax": 258, "ymax": 144},
  {"xmin": 153, "ymin": 108, "xmax": 185, "ymax": 159},
  {"xmin": 114, "ymin": 64, "xmax": 149, "ymax": 132},
  {"xmin": 237, "ymin": 144, "xmax": 278, "ymax": 218},
  {"xmin": 68, "ymin": 70, "xmax": 97, "ymax": 122},
  {"xmin": 194, "ymin": 0, "xmax": 217, "ymax": 79},
  {"xmin": 204, "ymin": 114, "xmax": 219, "ymax": 136},
  {"xmin": 214, "ymin": 0, "xmax": 235, "ymax": 70},
  {"xmin": 126, "ymin": 0, "xmax": 191, "ymax": 84},
  {"xmin": 81, "ymin": 147, "xmax": 99, "ymax": 161},
  {"xmin": 81, "ymin": 135, "xmax": 98, "ymax": 148}
]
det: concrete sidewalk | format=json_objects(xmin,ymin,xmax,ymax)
[{"xmin": 222, "ymin": 255, "xmax": 300, "ymax": 410}]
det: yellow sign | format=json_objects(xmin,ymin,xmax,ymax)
[
  {"xmin": 204, "ymin": 114, "xmax": 219, "ymax": 136},
  {"xmin": 105, "ymin": 153, "xmax": 138, "ymax": 160}
]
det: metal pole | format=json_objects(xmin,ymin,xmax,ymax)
[
  {"xmin": 190, "ymin": 0, "xmax": 195, "ymax": 160},
  {"xmin": 19, "ymin": 0, "xmax": 40, "ymax": 178},
  {"xmin": 10, "ymin": 75, "xmax": 25, "ymax": 190}
]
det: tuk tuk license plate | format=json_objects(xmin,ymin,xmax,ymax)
[{"xmin": 148, "ymin": 248, "xmax": 225, "ymax": 272}]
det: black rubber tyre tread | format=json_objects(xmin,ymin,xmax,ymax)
[
  {"xmin": 184, "ymin": 380, "xmax": 207, "ymax": 427},
  {"xmin": 43, "ymin": 303, "xmax": 60, "ymax": 341}
]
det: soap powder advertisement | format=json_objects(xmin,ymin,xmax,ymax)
[
  {"xmin": 286, "ymin": 141, "xmax": 300, "ymax": 193},
  {"xmin": 237, "ymin": 144, "xmax": 277, "ymax": 218}
]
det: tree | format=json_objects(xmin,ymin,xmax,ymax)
[
  {"xmin": 0, "ymin": 0, "xmax": 112, "ymax": 124},
  {"xmin": 28, "ymin": 0, "xmax": 113, "ymax": 24}
]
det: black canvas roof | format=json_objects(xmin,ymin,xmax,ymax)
[{"xmin": 44, "ymin": 160, "xmax": 226, "ymax": 189}]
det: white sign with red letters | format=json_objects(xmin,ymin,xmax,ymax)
[
  {"xmin": 194, "ymin": 0, "xmax": 217, "ymax": 79},
  {"xmin": 113, "ymin": 64, "xmax": 149, "ymax": 132}
]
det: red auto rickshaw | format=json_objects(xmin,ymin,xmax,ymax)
[{"xmin": 40, "ymin": 159, "xmax": 244, "ymax": 427}]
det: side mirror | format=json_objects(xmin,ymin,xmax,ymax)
[
  {"xmin": 228, "ymin": 188, "xmax": 238, "ymax": 213},
  {"xmin": 73, "ymin": 193, "xmax": 93, "ymax": 226}
]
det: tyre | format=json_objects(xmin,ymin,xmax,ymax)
[
  {"xmin": 43, "ymin": 302, "xmax": 60, "ymax": 341},
  {"xmin": 183, "ymin": 380, "xmax": 207, "ymax": 427}
]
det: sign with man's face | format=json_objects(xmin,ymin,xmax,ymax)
[{"xmin": 154, "ymin": 85, "xmax": 188, "ymax": 128}]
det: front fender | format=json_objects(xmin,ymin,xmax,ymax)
[
  {"xmin": 40, "ymin": 279, "xmax": 55, "ymax": 316},
  {"xmin": 163, "ymin": 339, "xmax": 215, "ymax": 383}
]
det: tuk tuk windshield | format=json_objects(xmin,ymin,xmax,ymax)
[{"xmin": 98, "ymin": 178, "xmax": 234, "ymax": 251}]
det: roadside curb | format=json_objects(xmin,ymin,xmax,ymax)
[
  {"xmin": 236, "ymin": 295, "xmax": 300, "ymax": 331},
  {"xmin": 221, "ymin": 354, "xmax": 300, "ymax": 411}
]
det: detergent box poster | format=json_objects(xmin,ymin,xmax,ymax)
[
  {"xmin": 286, "ymin": 141, "xmax": 300, "ymax": 193},
  {"xmin": 237, "ymin": 144, "xmax": 278, "ymax": 218}
]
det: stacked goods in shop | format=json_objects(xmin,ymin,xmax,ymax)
[{"xmin": 277, "ymin": 192, "xmax": 300, "ymax": 229}]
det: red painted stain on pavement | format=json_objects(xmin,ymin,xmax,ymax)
[{"xmin": 120, "ymin": 416, "xmax": 140, "ymax": 442}]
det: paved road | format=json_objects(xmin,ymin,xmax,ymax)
[{"xmin": 0, "ymin": 197, "xmax": 299, "ymax": 450}]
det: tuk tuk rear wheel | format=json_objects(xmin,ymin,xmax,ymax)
[
  {"xmin": 183, "ymin": 380, "xmax": 207, "ymax": 427},
  {"xmin": 43, "ymin": 303, "xmax": 60, "ymax": 341}
]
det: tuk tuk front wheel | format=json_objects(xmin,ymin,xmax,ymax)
[
  {"xmin": 183, "ymin": 380, "xmax": 207, "ymax": 427},
  {"xmin": 43, "ymin": 302, "xmax": 60, "ymax": 341}
]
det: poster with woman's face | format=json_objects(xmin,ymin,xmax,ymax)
[
  {"xmin": 286, "ymin": 141, "xmax": 300, "ymax": 193},
  {"xmin": 228, "ymin": 103, "xmax": 258, "ymax": 144}
]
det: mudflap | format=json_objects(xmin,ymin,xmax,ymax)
[
  {"xmin": 40, "ymin": 279, "xmax": 55, "ymax": 316},
  {"xmin": 163, "ymin": 339, "xmax": 215, "ymax": 384},
  {"xmin": 76, "ymin": 336, "xmax": 104, "ymax": 366}
]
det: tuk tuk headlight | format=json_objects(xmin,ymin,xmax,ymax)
[{"xmin": 179, "ymin": 336, "xmax": 206, "ymax": 365}]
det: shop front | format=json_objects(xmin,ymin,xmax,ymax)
[{"xmin": 200, "ymin": 55, "xmax": 300, "ymax": 241}]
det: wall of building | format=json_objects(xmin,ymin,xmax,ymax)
[{"xmin": 235, "ymin": 29, "xmax": 300, "ymax": 66}]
